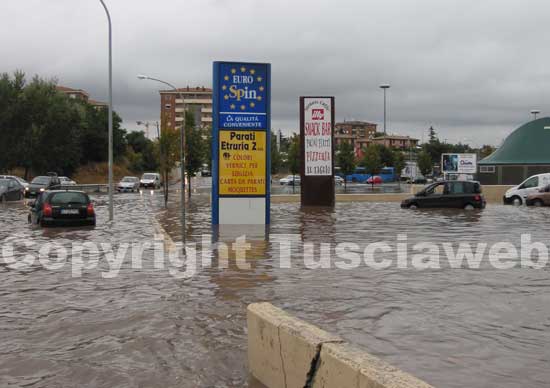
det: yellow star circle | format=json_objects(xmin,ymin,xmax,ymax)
[
  {"xmin": 250, "ymin": 69, "xmax": 256, "ymax": 75},
  {"xmin": 250, "ymin": 102, "xmax": 255, "ymax": 108},
  {"xmin": 240, "ymin": 105, "xmax": 246, "ymax": 110},
  {"xmin": 257, "ymin": 96, "xmax": 262, "ymax": 101},
  {"xmin": 256, "ymin": 76, "xmax": 263, "ymax": 82},
  {"xmin": 230, "ymin": 104, "xmax": 236, "ymax": 109},
  {"xmin": 222, "ymin": 85, "xmax": 227, "ymax": 90},
  {"xmin": 224, "ymin": 95, "xmax": 229, "ymax": 100},
  {"xmin": 224, "ymin": 75, "xmax": 229, "ymax": 81},
  {"xmin": 231, "ymin": 68, "xmax": 236, "ymax": 74},
  {"xmin": 259, "ymin": 86, "xmax": 264, "ymax": 92},
  {"xmin": 240, "ymin": 66, "xmax": 246, "ymax": 72}
]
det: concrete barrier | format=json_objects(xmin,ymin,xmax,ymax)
[
  {"xmin": 248, "ymin": 303, "xmax": 434, "ymax": 388},
  {"xmin": 271, "ymin": 185, "xmax": 513, "ymax": 205}
]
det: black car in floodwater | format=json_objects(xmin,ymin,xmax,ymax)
[
  {"xmin": 26, "ymin": 174, "xmax": 61, "ymax": 197},
  {"xmin": 28, "ymin": 191, "xmax": 96, "ymax": 227},
  {"xmin": 401, "ymin": 180, "xmax": 485, "ymax": 210}
]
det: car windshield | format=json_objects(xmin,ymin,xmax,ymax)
[
  {"xmin": 143, "ymin": 174, "xmax": 156, "ymax": 179},
  {"xmin": 49, "ymin": 192, "xmax": 88, "ymax": 206},
  {"xmin": 122, "ymin": 177, "xmax": 137, "ymax": 182},
  {"xmin": 31, "ymin": 176, "xmax": 50, "ymax": 184},
  {"xmin": 16, "ymin": 177, "xmax": 27, "ymax": 184}
]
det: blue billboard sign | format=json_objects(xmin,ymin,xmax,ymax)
[
  {"xmin": 217, "ymin": 63, "xmax": 268, "ymax": 129},
  {"xmin": 212, "ymin": 61, "xmax": 271, "ymax": 225}
]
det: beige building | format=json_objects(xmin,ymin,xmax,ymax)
[
  {"xmin": 357, "ymin": 135, "xmax": 419, "ymax": 150},
  {"xmin": 56, "ymin": 85, "xmax": 107, "ymax": 108},
  {"xmin": 334, "ymin": 121, "xmax": 378, "ymax": 148},
  {"xmin": 159, "ymin": 86, "xmax": 212, "ymax": 129}
]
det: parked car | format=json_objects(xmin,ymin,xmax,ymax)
[
  {"xmin": 59, "ymin": 176, "xmax": 77, "ymax": 185},
  {"xmin": 366, "ymin": 175, "xmax": 383, "ymax": 184},
  {"xmin": 117, "ymin": 176, "xmax": 140, "ymax": 192},
  {"xmin": 279, "ymin": 175, "xmax": 300, "ymax": 186},
  {"xmin": 503, "ymin": 173, "xmax": 550, "ymax": 205},
  {"xmin": 0, "ymin": 178, "xmax": 25, "ymax": 202},
  {"xmin": 28, "ymin": 190, "xmax": 95, "ymax": 227},
  {"xmin": 334, "ymin": 176, "xmax": 344, "ymax": 186},
  {"xmin": 140, "ymin": 173, "xmax": 161, "ymax": 189},
  {"xmin": 401, "ymin": 180, "xmax": 485, "ymax": 210},
  {"xmin": 0, "ymin": 175, "xmax": 29, "ymax": 191},
  {"xmin": 26, "ymin": 175, "xmax": 61, "ymax": 197},
  {"xmin": 526, "ymin": 184, "xmax": 550, "ymax": 206}
]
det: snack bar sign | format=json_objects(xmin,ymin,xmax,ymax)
[{"xmin": 304, "ymin": 97, "xmax": 333, "ymax": 176}]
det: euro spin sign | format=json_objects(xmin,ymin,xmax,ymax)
[{"xmin": 218, "ymin": 63, "xmax": 267, "ymax": 129}]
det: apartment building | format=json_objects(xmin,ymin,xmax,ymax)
[
  {"xmin": 334, "ymin": 121, "xmax": 378, "ymax": 148},
  {"xmin": 56, "ymin": 86, "xmax": 107, "ymax": 108},
  {"xmin": 159, "ymin": 86, "xmax": 212, "ymax": 129}
]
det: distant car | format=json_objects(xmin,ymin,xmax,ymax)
[
  {"xmin": 140, "ymin": 173, "xmax": 161, "ymax": 189},
  {"xmin": 26, "ymin": 175, "xmax": 61, "ymax": 197},
  {"xmin": 526, "ymin": 184, "xmax": 550, "ymax": 207},
  {"xmin": 0, "ymin": 175, "xmax": 29, "ymax": 191},
  {"xmin": 334, "ymin": 176, "xmax": 344, "ymax": 186},
  {"xmin": 366, "ymin": 175, "xmax": 383, "ymax": 185},
  {"xmin": 279, "ymin": 175, "xmax": 300, "ymax": 186},
  {"xmin": 28, "ymin": 190, "xmax": 96, "ymax": 227},
  {"xmin": 117, "ymin": 176, "xmax": 140, "ymax": 192},
  {"xmin": 0, "ymin": 178, "xmax": 25, "ymax": 202},
  {"xmin": 200, "ymin": 168, "xmax": 211, "ymax": 177},
  {"xmin": 401, "ymin": 180, "xmax": 485, "ymax": 210},
  {"xmin": 59, "ymin": 176, "xmax": 77, "ymax": 185}
]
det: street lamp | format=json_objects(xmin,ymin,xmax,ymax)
[
  {"xmin": 99, "ymin": 0, "xmax": 114, "ymax": 221},
  {"xmin": 380, "ymin": 84, "xmax": 390, "ymax": 135},
  {"xmin": 530, "ymin": 109, "xmax": 541, "ymax": 120},
  {"xmin": 138, "ymin": 74, "xmax": 186, "ymax": 238}
]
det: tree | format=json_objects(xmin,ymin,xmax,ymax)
[
  {"xmin": 80, "ymin": 104, "xmax": 126, "ymax": 163},
  {"xmin": 428, "ymin": 126, "xmax": 437, "ymax": 143},
  {"xmin": 417, "ymin": 150, "xmax": 433, "ymax": 177},
  {"xmin": 375, "ymin": 144, "xmax": 394, "ymax": 167},
  {"xmin": 392, "ymin": 150, "xmax": 406, "ymax": 187},
  {"xmin": 126, "ymin": 130, "xmax": 158, "ymax": 172},
  {"xmin": 287, "ymin": 134, "xmax": 300, "ymax": 192},
  {"xmin": 271, "ymin": 131, "xmax": 282, "ymax": 175},
  {"xmin": 478, "ymin": 144, "xmax": 496, "ymax": 159},
  {"xmin": 158, "ymin": 115, "xmax": 180, "ymax": 207},
  {"xmin": 336, "ymin": 142, "xmax": 356, "ymax": 192},
  {"xmin": 184, "ymin": 111, "xmax": 206, "ymax": 197},
  {"xmin": 361, "ymin": 146, "xmax": 382, "ymax": 189}
]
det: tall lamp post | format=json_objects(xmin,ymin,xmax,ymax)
[
  {"xmin": 137, "ymin": 75, "xmax": 186, "ymax": 237},
  {"xmin": 530, "ymin": 109, "xmax": 540, "ymax": 120},
  {"xmin": 99, "ymin": 0, "xmax": 114, "ymax": 221},
  {"xmin": 380, "ymin": 84, "xmax": 390, "ymax": 135}
]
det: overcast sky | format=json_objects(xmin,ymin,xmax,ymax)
[{"xmin": 2, "ymin": 0, "xmax": 549, "ymax": 146}]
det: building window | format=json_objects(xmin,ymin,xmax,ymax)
[
  {"xmin": 480, "ymin": 166, "xmax": 496, "ymax": 173},
  {"xmin": 165, "ymin": 104, "xmax": 171, "ymax": 109}
]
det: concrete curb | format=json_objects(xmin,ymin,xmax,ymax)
[{"xmin": 248, "ymin": 303, "xmax": 434, "ymax": 388}]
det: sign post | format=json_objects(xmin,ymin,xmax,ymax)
[
  {"xmin": 212, "ymin": 62, "xmax": 271, "ymax": 225},
  {"xmin": 300, "ymin": 97, "xmax": 335, "ymax": 207}
]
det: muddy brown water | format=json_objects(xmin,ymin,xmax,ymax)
[{"xmin": 0, "ymin": 193, "xmax": 549, "ymax": 387}]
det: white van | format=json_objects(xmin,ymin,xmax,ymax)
[{"xmin": 503, "ymin": 173, "xmax": 550, "ymax": 205}]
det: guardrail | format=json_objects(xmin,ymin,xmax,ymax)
[{"xmin": 59, "ymin": 184, "xmax": 109, "ymax": 193}]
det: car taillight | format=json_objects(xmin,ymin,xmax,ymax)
[
  {"xmin": 87, "ymin": 203, "xmax": 95, "ymax": 216},
  {"xmin": 474, "ymin": 195, "xmax": 481, "ymax": 201},
  {"xmin": 43, "ymin": 203, "xmax": 52, "ymax": 217}
]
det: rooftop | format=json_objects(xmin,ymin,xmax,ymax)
[
  {"xmin": 159, "ymin": 86, "xmax": 212, "ymax": 94},
  {"xmin": 479, "ymin": 117, "xmax": 550, "ymax": 165}
]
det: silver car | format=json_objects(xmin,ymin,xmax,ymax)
[{"xmin": 117, "ymin": 176, "xmax": 140, "ymax": 192}]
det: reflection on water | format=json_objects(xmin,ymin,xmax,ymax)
[{"xmin": 1, "ymin": 193, "xmax": 549, "ymax": 387}]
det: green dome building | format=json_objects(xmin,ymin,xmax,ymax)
[{"xmin": 478, "ymin": 117, "xmax": 550, "ymax": 184}]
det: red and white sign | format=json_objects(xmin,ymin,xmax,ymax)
[{"xmin": 304, "ymin": 98, "xmax": 332, "ymax": 176}]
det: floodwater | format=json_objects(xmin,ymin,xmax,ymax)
[{"xmin": 1, "ymin": 192, "xmax": 549, "ymax": 388}]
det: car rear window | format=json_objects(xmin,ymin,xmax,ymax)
[
  {"xmin": 49, "ymin": 192, "xmax": 89, "ymax": 205},
  {"xmin": 32, "ymin": 176, "xmax": 50, "ymax": 184},
  {"xmin": 143, "ymin": 174, "xmax": 156, "ymax": 179}
]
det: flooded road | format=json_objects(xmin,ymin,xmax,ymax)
[{"xmin": 1, "ymin": 193, "xmax": 549, "ymax": 387}]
